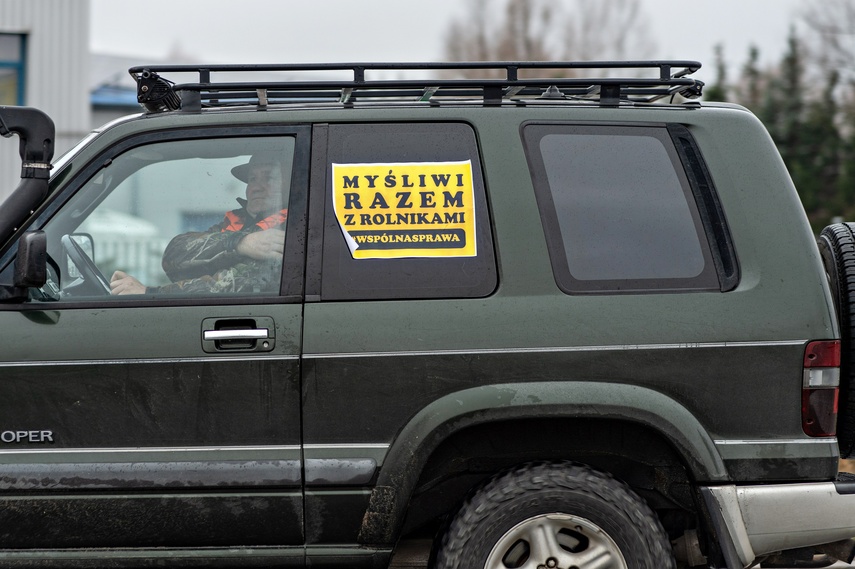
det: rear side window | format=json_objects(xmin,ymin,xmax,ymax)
[
  {"xmin": 317, "ymin": 123, "xmax": 497, "ymax": 300},
  {"xmin": 523, "ymin": 123, "xmax": 723, "ymax": 293}
]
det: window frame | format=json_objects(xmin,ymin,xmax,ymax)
[
  {"xmin": 0, "ymin": 33, "xmax": 26, "ymax": 105},
  {"xmin": 522, "ymin": 121, "xmax": 738, "ymax": 294},
  {"xmin": 1, "ymin": 125, "xmax": 310, "ymax": 308}
]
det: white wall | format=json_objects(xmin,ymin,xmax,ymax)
[{"xmin": 0, "ymin": 0, "xmax": 91, "ymax": 201}]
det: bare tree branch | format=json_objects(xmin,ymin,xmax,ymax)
[
  {"xmin": 801, "ymin": 0, "xmax": 855, "ymax": 82},
  {"xmin": 560, "ymin": 0, "xmax": 655, "ymax": 62},
  {"xmin": 442, "ymin": 0, "xmax": 656, "ymax": 77}
]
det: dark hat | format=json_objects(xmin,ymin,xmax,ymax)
[{"xmin": 231, "ymin": 151, "xmax": 282, "ymax": 183}]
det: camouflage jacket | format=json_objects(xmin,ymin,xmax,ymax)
[{"xmin": 150, "ymin": 202, "xmax": 287, "ymax": 295}]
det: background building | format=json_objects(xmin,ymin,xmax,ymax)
[{"xmin": 0, "ymin": 0, "xmax": 92, "ymax": 201}]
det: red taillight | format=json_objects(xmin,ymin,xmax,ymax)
[
  {"xmin": 802, "ymin": 340, "xmax": 840, "ymax": 437},
  {"xmin": 804, "ymin": 340, "xmax": 841, "ymax": 368}
]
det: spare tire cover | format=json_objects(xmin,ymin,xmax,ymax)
[{"xmin": 819, "ymin": 222, "xmax": 855, "ymax": 458}]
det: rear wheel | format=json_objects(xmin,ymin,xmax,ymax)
[
  {"xmin": 819, "ymin": 222, "xmax": 855, "ymax": 458},
  {"xmin": 434, "ymin": 462, "xmax": 674, "ymax": 569}
]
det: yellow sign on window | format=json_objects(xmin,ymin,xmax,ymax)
[{"xmin": 332, "ymin": 161, "xmax": 477, "ymax": 259}]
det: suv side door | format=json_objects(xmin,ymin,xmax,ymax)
[
  {"xmin": 0, "ymin": 126, "xmax": 308, "ymax": 557},
  {"xmin": 300, "ymin": 122, "xmax": 497, "ymax": 554}
]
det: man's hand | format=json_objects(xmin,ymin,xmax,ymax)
[
  {"xmin": 110, "ymin": 270, "xmax": 147, "ymax": 295},
  {"xmin": 236, "ymin": 229, "xmax": 285, "ymax": 260}
]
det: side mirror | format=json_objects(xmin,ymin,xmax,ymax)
[
  {"xmin": 0, "ymin": 231, "xmax": 47, "ymax": 302},
  {"xmin": 14, "ymin": 231, "xmax": 47, "ymax": 288}
]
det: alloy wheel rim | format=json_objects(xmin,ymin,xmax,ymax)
[{"xmin": 484, "ymin": 513, "xmax": 628, "ymax": 569}]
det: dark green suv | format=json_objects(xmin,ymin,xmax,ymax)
[{"xmin": 0, "ymin": 61, "xmax": 854, "ymax": 569}]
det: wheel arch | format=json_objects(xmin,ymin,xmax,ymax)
[{"xmin": 357, "ymin": 381, "xmax": 727, "ymax": 546}]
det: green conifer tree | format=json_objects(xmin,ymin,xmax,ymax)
[
  {"xmin": 704, "ymin": 44, "xmax": 728, "ymax": 102},
  {"xmin": 800, "ymin": 71, "xmax": 841, "ymax": 221}
]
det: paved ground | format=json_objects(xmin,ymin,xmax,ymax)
[{"xmin": 386, "ymin": 540, "xmax": 855, "ymax": 568}]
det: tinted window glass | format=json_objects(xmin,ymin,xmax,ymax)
[
  {"xmin": 319, "ymin": 123, "xmax": 496, "ymax": 300},
  {"xmin": 524, "ymin": 124, "xmax": 719, "ymax": 293}
]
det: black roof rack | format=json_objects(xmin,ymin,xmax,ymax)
[{"xmin": 128, "ymin": 61, "xmax": 704, "ymax": 113}]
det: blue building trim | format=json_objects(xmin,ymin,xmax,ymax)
[{"xmin": 91, "ymin": 85, "xmax": 138, "ymax": 109}]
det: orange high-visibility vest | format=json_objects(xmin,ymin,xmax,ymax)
[{"xmin": 222, "ymin": 209, "xmax": 288, "ymax": 232}]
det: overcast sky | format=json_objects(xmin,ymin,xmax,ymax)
[{"xmin": 90, "ymin": 0, "xmax": 809, "ymax": 85}]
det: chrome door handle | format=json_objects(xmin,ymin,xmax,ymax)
[
  {"xmin": 201, "ymin": 317, "xmax": 275, "ymax": 353},
  {"xmin": 203, "ymin": 329, "xmax": 269, "ymax": 341}
]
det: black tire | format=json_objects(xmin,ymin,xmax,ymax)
[
  {"xmin": 434, "ymin": 462, "xmax": 675, "ymax": 569},
  {"xmin": 819, "ymin": 222, "xmax": 855, "ymax": 458}
]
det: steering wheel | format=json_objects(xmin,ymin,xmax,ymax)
[{"xmin": 61, "ymin": 234, "xmax": 111, "ymax": 295}]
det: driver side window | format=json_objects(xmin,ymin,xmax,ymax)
[{"xmin": 32, "ymin": 135, "xmax": 295, "ymax": 301}]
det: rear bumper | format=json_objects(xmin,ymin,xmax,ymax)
[{"xmin": 703, "ymin": 479, "xmax": 855, "ymax": 567}]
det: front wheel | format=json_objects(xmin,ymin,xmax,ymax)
[{"xmin": 434, "ymin": 462, "xmax": 674, "ymax": 569}]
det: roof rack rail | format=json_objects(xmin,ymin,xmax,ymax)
[{"xmin": 128, "ymin": 61, "xmax": 704, "ymax": 112}]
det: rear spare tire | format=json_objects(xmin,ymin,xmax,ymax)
[{"xmin": 819, "ymin": 222, "xmax": 855, "ymax": 458}]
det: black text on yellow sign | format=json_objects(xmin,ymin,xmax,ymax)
[{"xmin": 332, "ymin": 161, "xmax": 477, "ymax": 259}]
